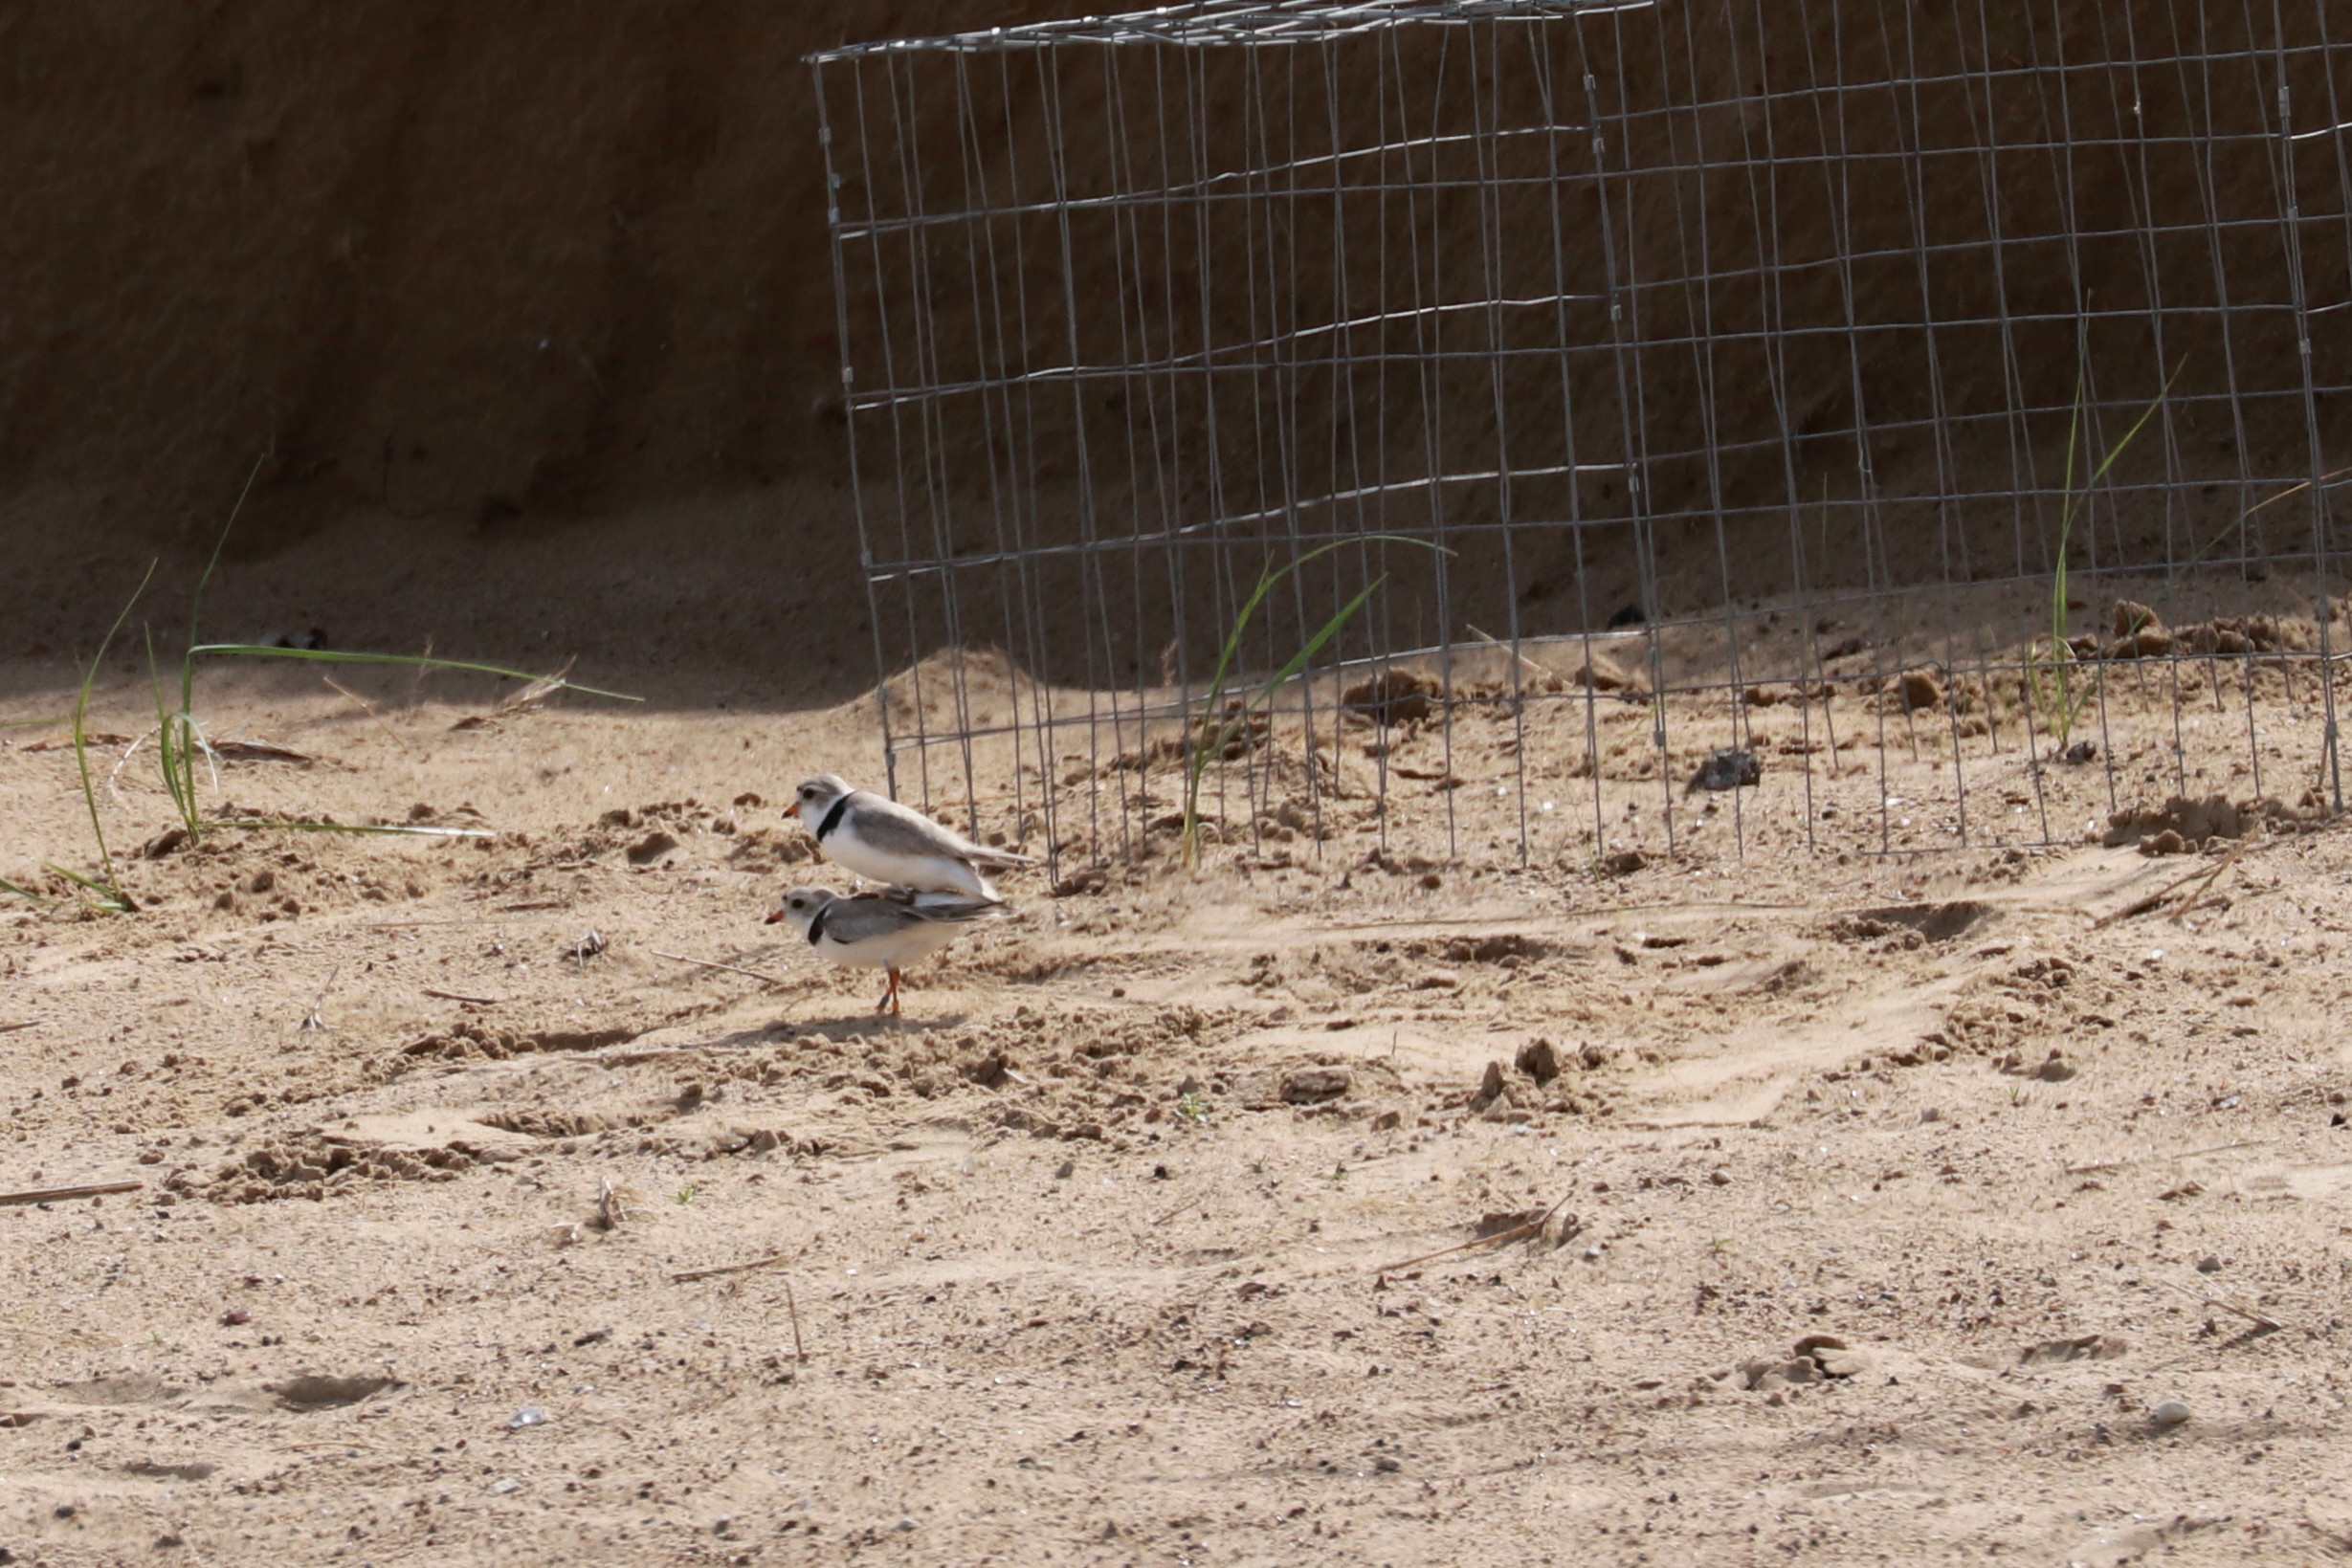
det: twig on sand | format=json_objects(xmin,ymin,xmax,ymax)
[
  {"xmin": 2092, "ymin": 833, "xmax": 2257, "ymax": 928},
  {"xmin": 786, "ymin": 1280, "xmax": 809, "ymax": 1365},
  {"xmin": 2156, "ymin": 1277, "xmax": 2285, "ymax": 1333},
  {"xmin": 422, "ymin": 987, "xmax": 503, "ymax": 1006},
  {"xmin": 210, "ymin": 739, "xmax": 313, "ymax": 763},
  {"xmin": 323, "ymin": 675, "xmax": 414, "ymax": 754},
  {"xmin": 1465, "ymin": 622, "xmax": 1557, "ymax": 684},
  {"xmin": 0, "ymin": 1020, "xmax": 40, "ymax": 1035},
  {"xmin": 2167, "ymin": 835, "xmax": 2255, "ymax": 921},
  {"xmin": 2064, "ymin": 1136, "xmax": 2277, "ymax": 1176},
  {"xmin": 652, "ymin": 948, "xmax": 785, "ymax": 986},
  {"xmin": 498, "ymin": 656, "xmax": 576, "ymax": 716},
  {"xmin": 671, "ymin": 1251, "xmax": 796, "ymax": 1285},
  {"xmin": 1370, "ymin": 1193, "xmax": 1578, "ymax": 1274},
  {"xmin": 300, "ymin": 965, "xmax": 341, "ymax": 1031},
  {"xmin": 0, "ymin": 1182, "xmax": 142, "ymax": 1208}
]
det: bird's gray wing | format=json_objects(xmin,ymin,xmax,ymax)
[
  {"xmin": 840, "ymin": 794, "xmax": 977, "ymax": 857},
  {"xmin": 812, "ymin": 894, "xmax": 935, "ymax": 944},
  {"xmin": 897, "ymin": 890, "xmax": 1003, "ymax": 923},
  {"xmin": 823, "ymin": 890, "xmax": 996, "ymax": 940},
  {"xmin": 847, "ymin": 794, "xmax": 1035, "ymax": 868}
]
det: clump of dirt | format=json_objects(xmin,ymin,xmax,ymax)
[
  {"xmin": 476, "ymin": 1108, "xmax": 654, "ymax": 1138},
  {"xmin": 1829, "ymin": 900, "xmax": 1992, "ymax": 944},
  {"xmin": 399, "ymin": 1022, "xmax": 643, "ymax": 1062},
  {"xmin": 1342, "ymin": 669, "xmax": 1438, "ymax": 726},
  {"xmin": 181, "ymin": 1136, "xmax": 512, "ymax": 1204},
  {"xmin": 1917, "ymin": 956, "xmax": 2082, "ymax": 1061},
  {"xmin": 1395, "ymin": 932, "xmax": 1554, "ymax": 964},
  {"xmin": 2105, "ymin": 790, "xmax": 2326, "ymax": 851},
  {"xmin": 1686, "ymin": 747, "xmax": 1761, "ymax": 793}
]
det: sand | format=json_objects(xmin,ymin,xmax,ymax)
[{"xmin": 2, "ymin": 638, "xmax": 2349, "ymax": 1567}]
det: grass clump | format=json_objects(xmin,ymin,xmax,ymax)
[
  {"xmin": 1181, "ymin": 536, "xmax": 1446, "ymax": 867},
  {"xmin": 2027, "ymin": 364, "xmax": 2177, "ymax": 754},
  {"xmin": 28, "ymin": 471, "xmax": 636, "ymax": 912},
  {"xmin": 43, "ymin": 562, "xmax": 159, "ymax": 911}
]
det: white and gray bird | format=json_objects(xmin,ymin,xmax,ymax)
[
  {"xmin": 766, "ymin": 883, "xmax": 1002, "ymax": 1016},
  {"xmin": 784, "ymin": 773, "xmax": 1033, "ymax": 898}
]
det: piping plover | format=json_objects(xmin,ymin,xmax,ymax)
[
  {"xmin": 766, "ymin": 883, "xmax": 1002, "ymax": 1015},
  {"xmin": 785, "ymin": 774, "xmax": 1033, "ymax": 898}
]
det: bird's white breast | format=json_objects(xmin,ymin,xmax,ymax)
[
  {"xmin": 823, "ymin": 839, "xmax": 991, "ymax": 900},
  {"xmin": 812, "ymin": 918, "xmax": 967, "ymax": 971}
]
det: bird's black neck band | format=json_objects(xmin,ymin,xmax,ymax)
[
  {"xmin": 815, "ymin": 794, "xmax": 852, "ymax": 841},
  {"xmin": 806, "ymin": 903, "xmax": 830, "ymax": 945}
]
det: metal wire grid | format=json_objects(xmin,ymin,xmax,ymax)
[{"xmin": 810, "ymin": 0, "xmax": 2352, "ymax": 878}]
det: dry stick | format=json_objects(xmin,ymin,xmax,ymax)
[
  {"xmin": 1464, "ymin": 622, "xmax": 1556, "ymax": 684},
  {"xmin": 671, "ymin": 1251, "xmax": 795, "ymax": 1285},
  {"xmin": 407, "ymin": 635, "xmax": 433, "ymax": 718},
  {"xmin": 0, "ymin": 1020, "xmax": 39, "ymax": 1035},
  {"xmin": 300, "ymin": 965, "xmax": 341, "ymax": 1031},
  {"xmin": 0, "ymin": 1182, "xmax": 142, "ymax": 1208},
  {"xmin": 1144, "ymin": 1193, "xmax": 1199, "ymax": 1230},
  {"xmin": 1370, "ymin": 1193, "xmax": 1576, "ymax": 1275},
  {"xmin": 2156, "ymin": 1277, "xmax": 2286, "ymax": 1333},
  {"xmin": 2169, "ymin": 1137, "xmax": 2279, "ymax": 1161},
  {"xmin": 322, "ymin": 675, "xmax": 414, "ymax": 755},
  {"xmin": 2167, "ymin": 833, "xmax": 2257, "ymax": 922},
  {"xmin": 2064, "ymin": 1136, "xmax": 2280, "ymax": 1176},
  {"xmin": 210, "ymin": 739, "xmax": 312, "ymax": 762},
  {"xmin": 2090, "ymin": 833, "xmax": 2257, "ymax": 929},
  {"xmin": 652, "ymin": 949, "xmax": 784, "ymax": 986},
  {"xmin": 497, "ymin": 656, "xmax": 577, "ymax": 717},
  {"xmin": 422, "ymin": 987, "xmax": 503, "ymax": 1005},
  {"xmin": 785, "ymin": 1279, "xmax": 809, "ymax": 1365}
]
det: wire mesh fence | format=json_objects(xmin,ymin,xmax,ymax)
[{"xmin": 810, "ymin": 0, "xmax": 2352, "ymax": 880}]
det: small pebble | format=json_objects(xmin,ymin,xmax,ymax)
[
  {"xmin": 2149, "ymin": 1400, "xmax": 2192, "ymax": 1430},
  {"xmin": 2195, "ymin": 1255, "xmax": 2221, "ymax": 1273}
]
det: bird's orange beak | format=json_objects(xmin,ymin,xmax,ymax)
[
  {"xmin": 765, "ymin": 908, "xmax": 785, "ymax": 923},
  {"xmin": 783, "ymin": 801, "xmax": 800, "ymax": 818}
]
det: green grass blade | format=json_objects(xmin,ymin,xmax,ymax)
[
  {"xmin": 188, "ymin": 645, "xmax": 640, "ymax": 702},
  {"xmin": 146, "ymin": 628, "xmax": 201, "ymax": 838},
  {"xmin": 212, "ymin": 818, "xmax": 492, "ymax": 839},
  {"xmin": 184, "ymin": 456, "xmax": 264, "ymax": 721},
  {"xmin": 0, "ymin": 876, "xmax": 50, "ymax": 902},
  {"xmin": 1194, "ymin": 560, "xmax": 1278, "ymax": 754},
  {"xmin": 1216, "ymin": 576, "xmax": 1388, "ymax": 748},
  {"xmin": 43, "ymin": 863, "xmax": 133, "ymax": 912},
  {"xmin": 1195, "ymin": 534, "xmax": 1441, "ymax": 726},
  {"xmin": 69, "ymin": 561, "xmax": 159, "ymax": 911},
  {"xmin": 1181, "ymin": 536, "xmax": 1447, "ymax": 864}
]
